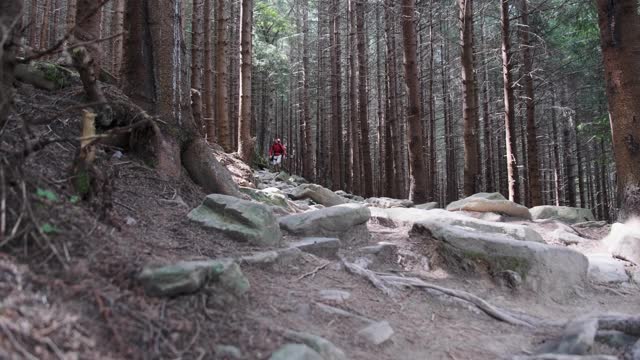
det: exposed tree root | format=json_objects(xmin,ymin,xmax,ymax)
[
  {"xmin": 597, "ymin": 315, "xmax": 640, "ymax": 337},
  {"xmin": 341, "ymin": 258, "xmax": 536, "ymax": 327},
  {"xmin": 340, "ymin": 258, "xmax": 395, "ymax": 296}
]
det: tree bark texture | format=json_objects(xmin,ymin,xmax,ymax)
[
  {"xmin": 216, "ymin": 0, "xmax": 232, "ymax": 152},
  {"xmin": 238, "ymin": 0, "xmax": 254, "ymax": 162},
  {"xmin": 596, "ymin": 0, "xmax": 640, "ymax": 220},
  {"xmin": 401, "ymin": 0, "xmax": 429, "ymax": 203},
  {"xmin": 459, "ymin": 0, "xmax": 480, "ymax": 197},
  {"xmin": 500, "ymin": 0, "xmax": 520, "ymax": 203}
]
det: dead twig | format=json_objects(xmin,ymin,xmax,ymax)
[
  {"xmin": 296, "ymin": 261, "xmax": 331, "ymax": 281},
  {"xmin": 340, "ymin": 257, "xmax": 395, "ymax": 296}
]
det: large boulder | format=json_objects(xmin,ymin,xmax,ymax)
[
  {"xmin": 446, "ymin": 192, "xmax": 531, "ymax": 219},
  {"xmin": 365, "ymin": 197, "xmax": 413, "ymax": 208},
  {"xmin": 412, "ymin": 213, "xmax": 588, "ymax": 297},
  {"xmin": 270, "ymin": 344, "xmax": 323, "ymax": 360},
  {"xmin": 188, "ymin": 194, "xmax": 282, "ymax": 247},
  {"xmin": 138, "ymin": 258, "xmax": 249, "ymax": 298},
  {"xmin": 182, "ymin": 140, "xmax": 244, "ymax": 197},
  {"xmin": 415, "ymin": 202, "xmax": 439, "ymax": 210},
  {"xmin": 290, "ymin": 184, "xmax": 347, "ymax": 207},
  {"xmin": 372, "ymin": 208, "xmax": 543, "ymax": 243},
  {"xmin": 530, "ymin": 206, "xmax": 595, "ymax": 224},
  {"xmin": 603, "ymin": 219, "xmax": 640, "ymax": 266},
  {"xmin": 587, "ymin": 254, "xmax": 630, "ymax": 284},
  {"xmin": 240, "ymin": 187, "xmax": 294, "ymax": 213},
  {"xmin": 279, "ymin": 204, "xmax": 371, "ymax": 244}
]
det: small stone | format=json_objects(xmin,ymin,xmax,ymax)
[
  {"xmin": 319, "ymin": 289, "xmax": 351, "ymax": 303},
  {"xmin": 215, "ymin": 345, "xmax": 242, "ymax": 359},
  {"xmin": 284, "ymin": 331, "xmax": 347, "ymax": 360},
  {"xmin": 595, "ymin": 330, "xmax": 638, "ymax": 349},
  {"xmin": 269, "ymin": 344, "xmax": 323, "ymax": 360},
  {"xmin": 357, "ymin": 321, "xmax": 394, "ymax": 345},
  {"xmin": 555, "ymin": 317, "xmax": 598, "ymax": 355},
  {"xmin": 290, "ymin": 238, "xmax": 341, "ymax": 259},
  {"xmin": 125, "ymin": 216, "xmax": 137, "ymax": 226},
  {"xmin": 497, "ymin": 270, "xmax": 522, "ymax": 289}
]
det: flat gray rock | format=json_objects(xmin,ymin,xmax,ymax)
[
  {"xmin": 365, "ymin": 197, "xmax": 413, "ymax": 208},
  {"xmin": 555, "ymin": 317, "xmax": 599, "ymax": 355},
  {"xmin": 530, "ymin": 206, "xmax": 595, "ymax": 224},
  {"xmin": 290, "ymin": 184, "xmax": 347, "ymax": 207},
  {"xmin": 188, "ymin": 194, "xmax": 282, "ymax": 247},
  {"xmin": 138, "ymin": 258, "xmax": 249, "ymax": 298},
  {"xmin": 290, "ymin": 238, "xmax": 341, "ymax": 259},
  {"xmin": 412, "ymin": 212, "xmax": 588, "ymax": 297},
  {"xmin": 319, "ymin": 289, "xmax": 351, "ymax": 303},
  {"xmin": 447, "ymin": 192, "xmax": 531, "ymax": 219},
  {"xmin": 604, "ymin": 220, "xmax": 640, "ymax": 266},
  {"xmin": 587, "ymin": 254, "xmax": 630, "ymax": 284},
  {"xmin": 269, "ymin": 344, "xmax": 323, "ymax": 360},
  {"xmin": 414, "ymin": 202, "xmax": 439, "ymax": 210},
  {"xmin": 513, "ymin": 355, "xmax": 618, "ymax": 360},
  {"xmin": 215, "ymin": 345, "xmax": 242, "ymax": 359},
  {"xmin": 357, "ymin": 321, "xmax": 394, "ymax": 345},
  {"xmin": 279, "ymin": 204, "xmax": 371, "ymax": 244},
  {"xmin": 550, "ymin": 229, "xmax": 590, "ymax": 246},
  {"xmin": 284, "ymin": 331, "xmax": 347, "ymax": 360},
  {"xmin": 374, "ymin": 208, "xmax": 543, "ymax": 242}
]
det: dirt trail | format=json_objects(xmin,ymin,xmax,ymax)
[{"xmin": 2, "ymin": 84, "xmax": 639, "ymax": 360}]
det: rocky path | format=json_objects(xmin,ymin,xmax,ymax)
[{"xmin": 140, "ymin": 168, "xmax": 638, "ymax": 359}]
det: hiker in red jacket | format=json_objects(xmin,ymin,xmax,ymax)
[{"xmin": 269, "ymin": 138, "xmax": 287, "ymax": 171}]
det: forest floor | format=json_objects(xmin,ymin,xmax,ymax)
[{"xmin": 1, "ymin": 82, "xmax": 639, "ymax": 360}]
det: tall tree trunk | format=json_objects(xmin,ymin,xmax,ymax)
[
  {"xmin": 428, "ymin": 0, "xmax": 437, "ymax": 201},
  {"xmin": 384, "ymin": 0, "xmax": 401, "ymax": 199},
  {"xmin": 30, "ymin": 0, "xmax": 40, "ymax": 48},
  {"xmin": 330, "ymin": 0, "xmax": 343, "ymax": 190},
  {"xmin": 237, "ymin": 0, "xmax": 254, "ymax": 161},
  {"xmin": 215, "ymin": 0, "xmax": 231, "ymax": 151},
  {"xmin": 123, "ymin": 0, "xmax": 241, "ymax": 196},
  {"xmin": 401, "ymin": 0, "xmax": 429, "ymax": 203},
  {"xmin": 500, "ymin": 0, "xmax": 519, "ymax": 203},
  {"xmin": 300, "ymin": 0, "xmax": 314, "ymax": 180},
  {"xmin": 40, "ymin": 0, "xmax": 51, "ymax": 50},
  {"xmin": 600, "ymin": 139, "xmax": 611, "ymax": 221},
  {"xmin": 550, "ymin": 94, "xmax": 562, "ymax": 206},
  {"xmin": 190, "ymin": 0, "xmax": 204, "ymax": 134},
  {"xmin": 0, "ymin": 0, "xmax": 22, "ymax": 126},
  {"xmin": 518, "ymin": 0, "xmax": 541, "ymax": 206},
  {"xmin": 202, "ymin": 0, "xmax": 215, "ymax": 142},
  {"xmin": 112, "ymin": 0, "xmax": 125, "ymax": 82},
  {"xmin": 348, "ymin": 0, "xmax": 360, "ymax": 194},
  {"xmin": 596, "ymin": 0, "xmax": 640, "ymax": 220},
  {"xmin": 356, "ymin": 0, "xmax": 373, "ymax": 197},
  {"xmin": 459, "ymin": 0, "xmax": 480, "ymax": 196}
]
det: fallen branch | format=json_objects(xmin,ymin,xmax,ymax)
[
  {"xmin": 378, "ymin": 274, "xmax": 535, "ymax": 328},
  {"xmin": 296, "ymin": 261, "xmax": 331, "ymax": 281},
  {"xmin": 340, "ymin": 258, "xmax": 395, "ymax": 296}
]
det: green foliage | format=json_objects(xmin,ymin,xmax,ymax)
[
  {"xmin": 74, "ymin": 169, "xmax": 91, "ymax": 197},
  {"xmin": 35, "ymin": 62, "xmax": 78, "ymax": 89},
  {"xmin": 69, "ymin": 195, "xmax": 80, "ymax": 204},
  {"xmin": 40, "ymin": 223, "xmax": 60, "ymax": 234},
  {"xmin": 36, "ymin": 188, "xmax": 58, "ymax": 202}
]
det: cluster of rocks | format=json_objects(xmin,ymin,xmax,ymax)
[
  {"xmin": 136, "ymin": 165, "xmax": 638, "ymax": 359},
  {"xmin": 513, "ymin": 314, "xmax": 640, "ymax": 360}
]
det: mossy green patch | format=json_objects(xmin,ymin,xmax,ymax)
[
  {"xmin": 440, "ymin": 243, "xmax": 531, "ymax": 279},
  {"xmin": 35, "ymin": 62, "xmax": 78, "ymax": 89}
]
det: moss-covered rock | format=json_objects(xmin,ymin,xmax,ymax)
[
  {"xmin": 138, "ymin": 258, "xmax": 250, "ymax": 298},
  {"xmin": 34, "ymin": 62, "xmax": 79, "ymax": 89}
]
